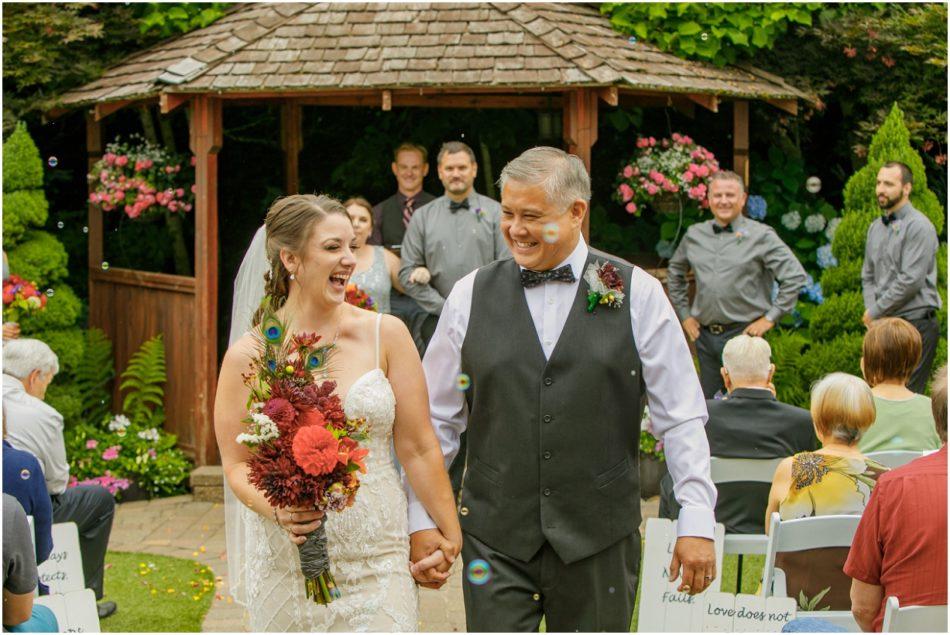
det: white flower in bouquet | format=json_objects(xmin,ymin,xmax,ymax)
[
  {"xmin": 781, "ymin": 210, "xmax": 802, "ymax": 230},
  {"xmin": 250, "ymin": 412, "xmax": 279, "ymax": 442},
  {"xmin": 108, "ymin": 414, "xmax": 131, "ymax": 432},
  {"xmin": 137, "ymin": 427, "xmax": 160, "ymax": 442},
  {"xmin": 804, "ymin": 213, "xmax": 827, "ymax": 233}
]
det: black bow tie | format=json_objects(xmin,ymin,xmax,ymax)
[
  {"xmin": 881, "ymin": 214, "xmax": 896, "ymax": 226},
  {"xmin": 712, "ymin": 223, "xmax": 733, "ymax": 234},
  {"xmin": 520, "ymin": 265, "xmax": 576, "ymax": 288},
  {"xmin": 449, "ymin": 199, "xmax": 470, "ymax": 213}
]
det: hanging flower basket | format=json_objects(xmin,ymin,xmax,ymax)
[{"xmin": 614, "ymin": 133, "xmax": 720, "ymax": 216}]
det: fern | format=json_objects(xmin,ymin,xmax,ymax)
[
  {"xmin": 119, "ymin": 334, "xmax": 166, "ymax": 424},
  {"xmin": 75, "ymin": 328, "xmax": 114, "ymax": 425}
]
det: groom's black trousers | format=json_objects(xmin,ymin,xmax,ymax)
[{"xmin": 462, "ymin": 530, "xmax": 640, "ymax": 632}]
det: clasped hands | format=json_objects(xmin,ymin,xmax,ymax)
[{"xmin": 276, "ymin": 509, "xmax": 460, "ymax": 589}]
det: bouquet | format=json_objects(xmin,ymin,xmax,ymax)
[
  {"xmin": 2, "ymin": 274, "xmax": 47, "ymax": 323},
  {"xmin": 87, "ymin": 135, "xmax": 196, "ymax": 220},
  {"xmin": 240, "ymin": 301, "xmax": 369, "ymax": 603},
  {"xmin": 345, "ymin": 284, "xmax": 377, "ymax": 311},
  {"xmin": 614, "ymin": 133, "xmax": 720, "ymax": 216}
]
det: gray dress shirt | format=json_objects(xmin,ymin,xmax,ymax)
[
  {"xmin": 862, "ymin": 202, "xmax": 941, "ymax": 319},
  {"xmin": 2, "ymin": 374, "xmax": 70, "ymax": 495},
  {"xmin": 398, "ymin": 192, "xmax": 510, "ymax": 315},
  {"xmin": 667, "ymin": 215, "xmax": 808, "ymax": 324}
]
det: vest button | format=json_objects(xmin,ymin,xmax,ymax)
[
  {"xmin": 544, "ymin": 377, "xmax": 553, "ymax": 386},
  {"xmin": 543, "ymin": 488, "xmax": 551, "ymax": 496},
  {"xmin": 459, "ymin": 506, "xmax": 469, "ymax": 516},
  {"xmin": 543, "ymin": 451, "xmax": 552, "ymax": 459},
  {"xmin": 543, "ymin": 414, "xmax": 553, "ymax": 423}
]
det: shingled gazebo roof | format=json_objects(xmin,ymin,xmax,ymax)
[{"xmin": 57, "ymin": 2, "xmax": 811, "ymax": 109}]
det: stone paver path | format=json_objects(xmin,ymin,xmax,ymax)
[{"xmin": 109, "ymin": 495, "xmax": 659, "ymax": 632}]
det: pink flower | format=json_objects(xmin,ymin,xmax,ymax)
[
  {"xmin": 622, "ymin": 165, "xmax": 634, "ymax": 178},
  {"xmin": 183, "ymin": 204, "xmax": 192, "ymax": 212},
  {"xmin": 190, "ymin": 156, "xmax": 197, "ymax": 167},
  {"xmin": 672, "ymin": 132, "xmax": 681, "ymax": 142},
  {"xmin": 843, "ymin": 46, "xmax": 857, "ymax": 58},
  {"xmin": 175, "ymin": 188, "xmax": 184, "ymax": 198},
  {"xmin": 936, "ymin": 154, "xmax": 947, "ymax": 166},
  {"xmin": 694, "ymin": 165, "xmax": 710, "ymax": 178},
  {"xmin": 636, "ymin": 137, "xmax": 650, "ymax": 149},
  {"xmin": 103, "ymin": 153, "xmax": 116, "ymax": 166},
  {"xmin": 646, "ymin": 183, "xmax": 659, "ymax": 196},
  {"xmin": 148, "ymin": 449, "xmax": 157, "ymax": 459},
  {"xmin": 649, "ymin": 170, "xmax": 664, "ymax": 185},
  {"xmin": 625, "ymin": 202, "xmax": 638, "ymax": 214},
  {"xmin": 618, "ymin": 183, "xmax": 634, "ymax": 202},
  {"xmin": 115, "ymin": 155, "xmax": 128, "ymax": 167},
  {"xmin": 190, "ymin": 184, "xmax": 197, "ymax": 194},
  {"xmin": 648, "ymin": 137, "xmax": 656, "ymax": 146},
  {"xmin": 682, "ymin": 171, "xmax": 695, "ymax": 183},
  {"xmin": 102, "ymin": 446, "xmax": 121, "ymax": 461},
  {"xmin": 165, "ymin": 166, "xmax": 174, "ymax": 174},
  {"xmin": 86, "ymin": 439, "xmax": 99, "ymax": 449},
  {"xmin": 88, "ymin": 193, "xmax": 98, "ymax": 203}
]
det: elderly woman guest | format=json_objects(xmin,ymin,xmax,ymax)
[
  {"xmin": 765, "ymin": 373, "xmax": 887, "ymax": 610},
  {"xmin": 859, "ymin": 317, "xmax": 942, "ymax": 452},
  {"xmin": 344, "ymin": 197, "xmax": 404, "ymax": 314}
]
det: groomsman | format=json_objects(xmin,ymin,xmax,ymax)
[
  {"xmin": 407, "ymin": 147, "xmax": 716, "ymax": 631},
  {"xmin": 862, "ymin": 161, "xmax": 941, "ymax": 393},
  {"xmin": 667, "ymin": 171, "xmax": 807, "ymax": 398},
  {"xmin": 371, "ymin": 142, "xmax": 436, "ymax": 354}
]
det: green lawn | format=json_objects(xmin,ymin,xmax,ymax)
[{"xmin": 100, "ymin": 551, "xmax": 216, "ymax": 632}]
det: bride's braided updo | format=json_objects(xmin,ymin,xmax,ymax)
[{"xmin": 251, "ymin": 194, "xmax": 350, "ymax": 326}]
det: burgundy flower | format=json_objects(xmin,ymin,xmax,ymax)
[
  {"xmin": 264, "ymin": 397, "xmax": 296, "ymax": 428},
  {"xmin": 598, "ymin": 263, "xmax": 623, "ymax": 290}
]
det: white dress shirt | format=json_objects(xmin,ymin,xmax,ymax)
[
  {"xmin": 406, "ymin": 236, "xmax": 717, "ymax": 539},
  {"xmin": 3, "ymin": 374, "xmax": 70, "ymax": 495}
]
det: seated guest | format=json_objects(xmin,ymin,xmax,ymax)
[
  {"xmin": 845, "ymin": 364, "xmax": 947, "ymax": 632},
  {"xmin": 659, "ymin": 335, "xmax": 816, "ymax": 533},
  {"xmin": 344, "ymin": 197, "xmax": 406, "ymax": 314},
  {"xmin": 766, "ymin": 373, "xmax": 887, "ymax": 610},
  {"xmin": 2, "ymin": 339, "xmax": 117, "ymax": 619},
  {"xmin": 3, "ymin": 435, "xmax": 53, "ymax": 567},
  {"xmin": 3, "ymin": 494, "xmax": 58, "ymax": 632},
  {"xmin": 859, "ymin": 317, "xmax": 941, "ymax": 452}
]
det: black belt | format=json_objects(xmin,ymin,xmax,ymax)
[
  {"xmin": 702, "ymin": 322, "xmax": 746, "ymax": 335},
  {"xmin": 898, "ymin": 308, "xmax": 937, "ymax": 321}
]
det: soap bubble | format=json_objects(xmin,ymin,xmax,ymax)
[
  {"xmin": 56, "ymin": 221, "xmax": 65, "ymax": 229},
  {"xmin": 627, "ymin": 36, "xmax": 637, "ymax": 45},
  {"xmin": 542, "ymin": 223, "xmax": 560, "ymax": 244},
  {"xmin": 701, "ymin": 32, "xmax": 709, "ymax": 41},
  {"xmin": 805, "ymin": 176, "xmax": 822, "ymax": 194},
  {"xmin": 455, "ymin": 373, "xmax": 471, "ymax": 392},
  {"xmin": 466, "ymin": 559, "xmax": 492, "ymax": 585},
  {"xmin": 20, "ymin": 469, "xmax": 30, "ymax": 480},
  {"xmin": 82, "ymin": 226, "xmax": 89, "ymax": 234},
  {"xmin": 609, "ymin": 586, "xmax": 616, "ymax": 594},
  {"xmin": 101, "ymin": 261, "xmax": 110, "ymax": 271},
  {"xmin": 46, "ymin": 289, "xmax": 54, "ymax": 297},
  {"xmin": 47, "ymin": 156, "xmax": 58, "ymax": 168}
]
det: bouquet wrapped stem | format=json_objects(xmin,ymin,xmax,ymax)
[{"xmin": 299, "ymin": 523, "xmax": 341, "ymax": 603}]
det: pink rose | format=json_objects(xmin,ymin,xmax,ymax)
[
  {"xmin": 636, "ymin": 138, "xmax": 649, "ymax": 149},
  {"xmin": 649, "ymin": 170, "xmax": 664, "ymax": 185},
  {"xmin": 175, "ymin": 188, "xmax": 184, "ymax": 198},
  {"xmin": 682, "ymin": 171, "xmax": 694, "ymax": 183},
  {"xmin": 190, "ymin": 156, "xmax": 197, "ymax": 167},
  {"xmin": 190, "ymin": 184, "xmax": 197, "ymax": 194},
  {"xmin": 646, "ymin": 183, "xmax": 659, "ymax": 196},
  {"xmin": 184, "ymin": 204, "xmax": 192, "ymax": 212},
  {"xmin": 695, "ymin": 165, "xmax": 710, "ymax": 178},
  {"xmin": 618, "ymin": 183, "xmax": 634, "ymax": 202},
  {"xmin": 165, "ymin": 166, "xmax": 174, "ymax": 174},
  {"xmin": 148, "ymin": 449, "xmax": 157, "ymax": 459},
  {"xmin": 103, "ymin": 153, "xmax": 116, "ymax": 166},
  {"xmin": 115, "ymin": 155, "xmax": 128, "ymax": 167},
  {"xmin": 86, "ymin": 439, "xmax": 98, "ymax": 449},
  {"xmin": 102, "ymin": 446, "xmax": 120, "ymax": 461},
  {"xmin": 672, "ymin": 132, "xmax": 681, "ymax": 142},
  {"xmin": 625, "ymin": 202, "xmax": 638, "ymax": 214},
  {"xmin": 648, "ymin": 137, "xmax": 657, "ymax": 146},
  {"xmin": 622, "ymin": 165, "xmax": 634, "ymax": 178}
]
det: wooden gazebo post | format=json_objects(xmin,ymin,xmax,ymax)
[
  {"xmin": 86, "ymin": 113, "xmax": 104, "ymax": 303},
  {"xmin": 281, "ymin": 100, "xmax": 303, "ymax": 194},
  {"xmin": 190, "ymin": 96, "xmax": 223, "ymax": 465},
  {"xmin": 733, "ymin": 100, "xmax": 750, "ymax": 184},
  {"xmin": 562, "ymin": 88, "xmax": 599, "ymax": 239}
]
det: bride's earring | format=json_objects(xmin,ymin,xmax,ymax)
[{"xmin": 289, "ymin": 271, "xmax": 296, "ymax": 281}]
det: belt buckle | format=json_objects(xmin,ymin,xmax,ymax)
[{"xmin": 708, "ymin": 324, "xmax": 725, "ymax": 335}]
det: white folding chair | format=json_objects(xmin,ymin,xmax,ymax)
[
  {"xmin": 866, "ymin": 451, "xmax": 923, "ymax": 469},
  {"xmin": 882, "ymin": 596, "xmax": 948, "ymax": 632},
  {"xmin": 710, "ymin": 457, "xmax": 783, "ymax": 591},
  {"xmin": 762, "ymin": 512, "xmax": 862, "ymax": 600}
]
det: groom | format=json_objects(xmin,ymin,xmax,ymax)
[{"xmin": 408, "ymin": 147, "xmax": 717, "ymax": 630}]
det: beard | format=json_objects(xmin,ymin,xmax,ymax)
[{"xmin": 877, "ymin": 193, "xmax": 902, "ymax": 210}]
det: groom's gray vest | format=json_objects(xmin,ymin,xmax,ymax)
[{"xmin": 458, "ymin": 252, "xmax": 645, "ymax": 564}]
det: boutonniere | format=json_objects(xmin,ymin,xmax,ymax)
[
  {"xmin": 584, "ymin": 261, "xmax": 625, "ymax": 313},
  {"xmin": 734, "ymin": 230, "xmax": 746, "ymax": 243},
  {"xmin": 475, "ymin": 207, "xmax": 484, "ymax": 221}
]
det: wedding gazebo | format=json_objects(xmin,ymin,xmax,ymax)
[{"xmin": 54, "ymin": 2, "xmax": 812, "ymax": 465}]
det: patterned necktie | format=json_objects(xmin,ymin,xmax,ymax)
[
  {"xmin": 712, "ymin": 223, "xmax": 734, "ymax": 234},
  {"xmin": 520, "ymin": 265, "xmax": 576, "ymax": 288},
  {"xmin": 449, "ymin": 199, "xmax": 470, "ymax": 213},
  {"xmin": 402, "ymin": 196, "xmax": 415, "ymax": 228}
]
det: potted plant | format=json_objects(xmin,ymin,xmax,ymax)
[
  {"xmin": 639, "ymin": 407, "xmax": 667, "ymax": 499},
  {"xmin": 614, "ymin": 133, "xmax": 719, "ymax": 217}
]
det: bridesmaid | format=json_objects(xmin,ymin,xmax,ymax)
[{"xmin": 344, "ymin": 197, "xmax": 404, "ymax": 313}]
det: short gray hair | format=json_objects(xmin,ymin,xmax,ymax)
[
  {"xmin": 721, "ymin": 334, "xmax": 771, "ymax": 382},
  {"xmin": 3, "ymin": 338, "xmax": 59, "ymax": 380},
  {"xmin": 498, "ymin": 146, "xmax": 591, "ymax": 210},
  {"xmin": 810, "ymin": 372, "xmax": 875, "ymax": 445}
]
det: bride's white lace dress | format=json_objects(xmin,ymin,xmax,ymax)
[{"xmin": 239, "ymin": 316, "xmax": 418, "ymax": 631}]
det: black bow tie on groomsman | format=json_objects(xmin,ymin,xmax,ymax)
[
  {"xmin": 520, "ymin": 265, "xmax": 577, "ymax": 288},
  {"xmin": 449, "ymin": 199, "xmax": 470, "ymax": 213},
  {"xmin": 881, "ymin": 213, "xmax": 896, "ymax": 226},
  {"xmin": 712, "ymin": 223, "xmax": 734, "ymax": 234}
]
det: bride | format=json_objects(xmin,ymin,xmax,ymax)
[{"xmin": 215, "ymin": 194, "xmax": 461, "ymax": 631}]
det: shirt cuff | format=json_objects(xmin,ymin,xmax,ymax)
[
  {"xmin": 407, "ymin": 500, "xmax": 437, "ymax": 534},
  {"xmin": 677, "ymin": 307, "xmax": 692, "ymax": 322},
  {"xmin": 867, "ymin": 303, "xmax": 881, "ymax": 320},
  {"xmin": 764, "ymin": 308, "xmax": 783, "ymax": 323},
  {"xmin": 675, "ymin": 506, "xmax": 716, "ymax": 539}
]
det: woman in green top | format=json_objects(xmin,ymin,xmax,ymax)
[{"xmin": 860, "ymin": 318, "xmax": 941, "ymax": 452}]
